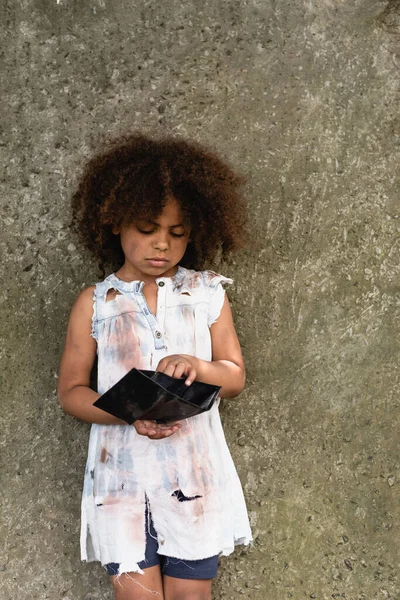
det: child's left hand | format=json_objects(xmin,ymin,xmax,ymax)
[{"xmin": 157, "ymin": 354, "xmax": 198, "ymax": 386}]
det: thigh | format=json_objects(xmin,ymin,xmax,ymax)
[
  {"xmin": 111, "ymin": 565, "xmax": 164, "ymax": 600},
  {"xmin": 162, "ymin": 554, "xmax": 217, "ymax": 600},
  {"xmin": 161, "ymin": 554, "xmax": 218, "ymax": 581},
  {"xmin": 163, "ymin": 575, "xmax": 212, "ymax": 600}
]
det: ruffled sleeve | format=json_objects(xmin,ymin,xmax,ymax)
[
  {"xmin": 90, "ymin": 287, "xmax": 98, "ymax": 341},
  {"xmin": 202, "ymin": 271, "xmax": 233, "ymax": 327}
]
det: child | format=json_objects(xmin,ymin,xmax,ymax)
[{"xmin": 58, "ymin": 134, "xmax": 252, "ymax": 600}]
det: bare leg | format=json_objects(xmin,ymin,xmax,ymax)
[
  {"xmin": 163, "ymin": 575, "xmax": 212, "ymax": 600},
  {"xmin": 111, "ymin": 565, "xmax": 164, "ymax": 600}
]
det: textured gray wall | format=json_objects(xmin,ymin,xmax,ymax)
[{"xmin": 1, "ymin": 1, "xmax": 399, "ymax": 599}]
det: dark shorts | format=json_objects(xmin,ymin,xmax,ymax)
[{"xmin": 106, "ymin": 507, "xmax": 219, "ymax": 580}]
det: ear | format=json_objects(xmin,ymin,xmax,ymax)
[{"xmin": 112, "ymin": 225, "xmax": 120, "ymax": 235}]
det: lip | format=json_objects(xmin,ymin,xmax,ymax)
[{"xmin": 146, "ymin": 258, "xmax": 169, "ymax": 266}]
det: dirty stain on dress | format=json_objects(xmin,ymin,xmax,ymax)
[{"xmin": 81, "ymin": 267, "xmax": 252, "ymax": 574}]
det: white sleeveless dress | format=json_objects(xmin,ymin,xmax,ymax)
[{"xmin": 80, "ymin": 266, "xmax": 252, "ymax": 575}]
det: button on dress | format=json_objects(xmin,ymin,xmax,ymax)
[{"xmin": 81, "ymin": 267, "xmax": 252, "ymax": 575}]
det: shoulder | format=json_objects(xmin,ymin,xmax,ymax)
[
  {"xmin": 70, "ymin": 285, "xmax": 96, "ymax": 317},
  {"xmin": 78, "ymin": 274, "xmax": 115, "ymax": 304},
  {"xmin": 201, "ymin": 270, "xmax": 233, "ymax": 290},
  {"xmin": 177, "ymin": 267, "xmax": 233, "ymax": 293}
]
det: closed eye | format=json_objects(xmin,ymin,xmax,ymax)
[{"xmin": 137, "ymin": 227, "xmax": 186, "ymax": 238}]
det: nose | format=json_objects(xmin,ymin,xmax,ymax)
[{"xmin": 153, "ymin": 230, "xmax": 169, "ymax": 251}]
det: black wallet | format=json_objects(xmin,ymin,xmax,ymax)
[{"xmin": 93, "ymin": 369, "xmax": 221, "ymax": 424}]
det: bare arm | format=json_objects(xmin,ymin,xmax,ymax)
[
  {"xmin": 58, "ymin": 287, "xmax": 181, "ymax": 437},
  {"xmin": 58, "ymin": 287, "xmax": 124, "ymax": 424},
  {"xmin": 156, "ymin": 295, "xmax": 245, "ymax": 398}
]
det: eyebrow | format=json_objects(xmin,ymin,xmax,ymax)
[{"xmin": 144, "ymin": 220, "xmax": 185, "ymax": 228}]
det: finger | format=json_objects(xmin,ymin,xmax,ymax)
[
  {"xmin": 156, "ymin": 355, "xmax": 178, "ymax": 373},
  {"xmin": 155, "ymin": 357, "xmax": 167, "ymax": 372},
  {"xmin": 148, "ymin": 432, "xmax": 165, "ymax": 440},
  {"xmin": 163, "ymin": 363, "xmax": 178, "ymax": 378},
  {"xmin": 135, "ymin": 419, "xmax": 180, "ymax": 433},
  {"xmin": 172, "ymin": 362, "xmax": 188, "ymax": 379},
  {"xmin": 166, "ymin": 422, "xmax": 181, "ymax": 431},
  {"xmin": 185, "ymin": 365, "xmax": 197, "ymax": 386},
  {"xmin": 149, "ymin": 421, "xmax": 181, "ymax": 437},
  {"xmin": 152, "ymin": 422, "xmax": 181, "ymax": 434},
  {"xmin": 140, "ymin": 419, "xmax": 158, "ymax": 428},
  {"xmin": 149, "ymin": 426, "xmax": 179, "ymax": 440},
  {"xmin": 134, "ymin": 420, "xmax": 157, "ymax": 436},
  {"xmin": 141, "ymin": 420, "xmax": 181, "ymax": 437},
  {"xmin": 156, "ymin": 421, "xmax": 181, "ymax": 430}
]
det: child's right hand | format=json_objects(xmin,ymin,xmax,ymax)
[{"xmin": 133, "ymin": 419, "xmax": 182, "ymax": 440}]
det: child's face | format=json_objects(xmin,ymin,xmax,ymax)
[{"xmin": 113, "ymin": 198, "xmax": 191, "ymax": 281}]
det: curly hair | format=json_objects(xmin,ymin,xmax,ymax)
[{"xmin": 71, "ymin": 133, "xmax": 247, "ymax": 273}]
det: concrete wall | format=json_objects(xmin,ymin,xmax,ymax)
[{"xmin": 1, "ymin": 1, "xmax": 399, "ymax": 598}]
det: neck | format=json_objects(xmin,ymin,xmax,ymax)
[{"xmin": 114, "ymin": 265, "xmax": 180, "ymax": 283}]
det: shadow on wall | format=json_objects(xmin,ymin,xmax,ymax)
[{"xmin": 378, "ymin": 0, "xmax": 400, "ymax": 33}]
